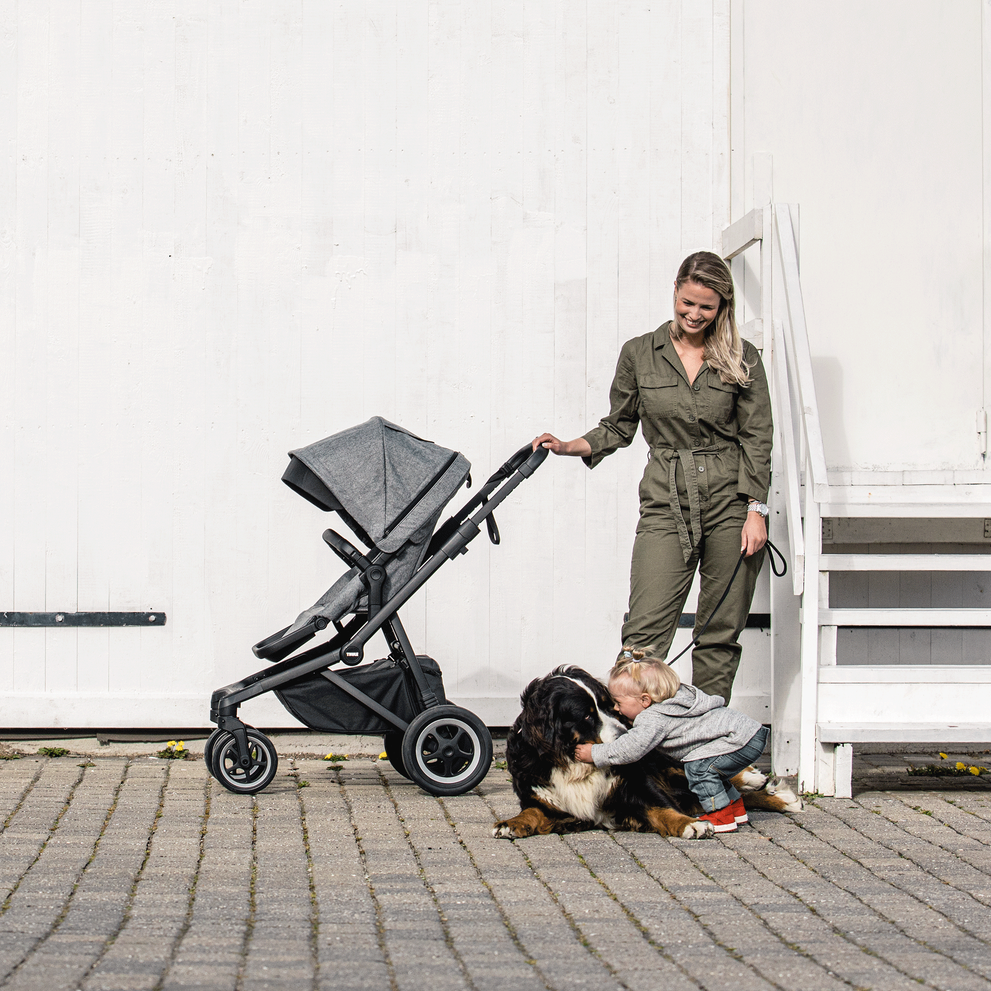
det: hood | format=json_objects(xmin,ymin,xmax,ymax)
[
  {"xmin": 654, "ymin": 684, "xmax": 725, "ymax": 717},
  {"xmin": 281, "ymin": 416, "xmax": 471, "ymax": 553}
]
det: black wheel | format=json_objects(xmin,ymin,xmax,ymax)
[
  {"xmin": 203, "ymin": 728, "xmax": 225, "ymax": 777},
  {"xmin": 383, "ymin": 731, "xmax": 409, "ymax": 778},
  {"xmin": 212, "ymin": 728, "xmax": 279, "ymax": 795},
  {"xmin": 400, "ymin": 706, "xmax": 492, "ymax": 796}
]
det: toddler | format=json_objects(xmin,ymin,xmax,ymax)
[{"xmin": 574, "ymin": 649, "xmax": 769, "ymax": 833}]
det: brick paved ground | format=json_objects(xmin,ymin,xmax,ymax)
[{"xmin": 1, "ymin": 746, "xmax": 990, "ymax": 991}]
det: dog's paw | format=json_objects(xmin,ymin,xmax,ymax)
[
  {"xmin": 765, "ymin": 777, "xmax": 803, "ymax": 813},
  {"xmin": 736, "ymin": 765, "xmax": 768, "ymax": 792},
  {"xmin": 682, "ymin": 819, "xmax": 715, "ymax": 839},
  {"xmin": 492, "ymin": 822, "xmax": 521, "ymax": 839}
]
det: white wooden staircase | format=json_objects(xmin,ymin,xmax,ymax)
[{"xmin": 723, "ymin": 204, "xmax": 991, "ymax": 797}]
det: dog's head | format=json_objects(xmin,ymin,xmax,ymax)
[{"xmin": 514, "ymin": 665, "xmax": 627, "ymax": 767}]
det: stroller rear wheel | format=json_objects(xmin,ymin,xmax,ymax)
[
  {"xmin": 400, "ymin": 706, "xmax": 492, "ymax": 796},
  {"xmin": 212, "ymin": 728, "xmax": 279, "ymax": 794},
  {"xmin": 383, "ymin": 731, "xmax": 409, "ymax": 778}
]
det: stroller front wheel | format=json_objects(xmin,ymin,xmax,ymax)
[
  {"xmin": 212, "ymin": 728, "xmax": 279, "ymax": 794},
  {"xmin": 401, "ymin": 706, "xmax": 492, "ymax": 796},
  {"xmin": 203, "ymin": 728, "xmax": 225, "ymax": 777}
]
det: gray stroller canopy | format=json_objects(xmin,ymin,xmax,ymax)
[
  {"xmin": 283, "ymin": 417, "xmax": 471, "ymax": 634},
  {"xmin": 283, "ymin": 416, "xmax": 471, "ymax": 553}
]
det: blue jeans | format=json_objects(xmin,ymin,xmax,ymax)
[{"xmin": 682, "ymin": 726, "xmax": 769, "ymax": 812}]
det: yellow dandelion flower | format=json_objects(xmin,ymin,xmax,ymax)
[
  {"xmin": 379, "ymin": 752, "xmax": 388, "ymax": 760},
  {"xmin": 167, "ymin": 740, "xmax": 177, "ymax": 749},
  {"xmin": 969, "ymin": 766, "xmax": 982, "ymax": 776},
  {"xmin": 175, "ymin": 741, "xmax": 185, "ymax": 752},
  {"xmin": 938, "ymin": 753, "xmax": 948, "ymax": 759},
  {"xmin": 956, "ymin": 762, "xmax": 966, "ymax": 770},
  {"xmin": 324, "ymin": 753, "xmax": 334, "ymax": 760}
]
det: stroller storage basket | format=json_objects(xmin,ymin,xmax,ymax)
[
  {"xmin": 207, "ymin": 417, "xmax": 547, "ymax": 797},
  {"xmin": 276, "ymin": 655, "xmax": 447, "ymax": 735}
]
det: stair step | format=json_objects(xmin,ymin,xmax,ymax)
[
  {"xmin": 820, "ymin": 554, "xmax": 991, "ymax": 571},
  {"xmin": 818, "ymin": 722, "xmax": 991, "ymax": 743},
  {"xmin": 819, "ymin": 607, "xmax": 991, "ymax": 627}
]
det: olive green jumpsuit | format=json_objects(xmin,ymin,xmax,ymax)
[{"xmin": 582, "ymin": 322, "xmax": 772, "ymax": 703}]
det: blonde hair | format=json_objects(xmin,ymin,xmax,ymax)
[
  {"xmin": 670, "ymin": 250, "xmax": 752, "ymax": 387},
  {"xmin": 609, "ymin": 646, "xmax": 681, "ymax": 703}
]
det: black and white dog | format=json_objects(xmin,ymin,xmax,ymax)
[{"xmin": 493, "ymin": 665, "xmax": 800, "ymax": 840}]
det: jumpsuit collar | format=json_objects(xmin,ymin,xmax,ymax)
[{"xmin": 653, "ymin": 322, "xmax": 708, "ymax": 387}]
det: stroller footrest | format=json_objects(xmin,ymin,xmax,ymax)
[{"xmin": 253, "ymin": 619, "xmax": 326, "ymax": 661}]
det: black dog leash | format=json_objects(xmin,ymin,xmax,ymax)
[{"xmin": 666, "ymin": 538, "xmax": 787, "ymax": 666}]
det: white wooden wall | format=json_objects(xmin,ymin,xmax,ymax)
[
  {"xmin": 1, "ymin": 1, "xmax": 743, "ymax": 729},
  {"xmin": 732, "ymin": 0, "xmax": 989, "ymax": 477}
]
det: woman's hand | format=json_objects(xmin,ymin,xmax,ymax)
[
  {"xmin": 532, "ymin": 433, "xmax": 593, "ymax": 457},
  {"xmin": 574, "ymin": 743, "xmax": 593, "ymax": 763},
  {"xmin": 741, "ymin": 511, "xmax": 768, "ymax": 557}
]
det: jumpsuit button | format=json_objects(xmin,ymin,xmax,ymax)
[
  {"xmin": 693, "ymin": 384, "xmax": 701, "ymax": 392},
  {"xmin": 698, "ymin": 465, "xmax": 705, "ymax": 472},
  {"xmin": 688, "ymin": 414, "xmax": 696, "ymax": 422}
]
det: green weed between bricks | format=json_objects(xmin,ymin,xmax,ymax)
[
  {"xmin": 156, "ymin": 741, "xmax": 189, "ymax": 760},
  {"xmin": 37, "ymin": 746, "xmax": 69, "ymax": 758},
  {"xmin": 908, "ymin": 753, "xmax": 991, "ymax": 777}
]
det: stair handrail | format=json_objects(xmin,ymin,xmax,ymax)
[
  {"xmin": 723, "ymin": 203, "xmax": 828, "ymax": 594},
  {"xmin": 773, "ymin": 204, "xmax": 829, "ymax": 502}
]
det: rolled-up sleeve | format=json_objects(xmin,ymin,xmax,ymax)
[
  {"xmin": 581, "ymin": 342, "xmax": 642, "ymax": 469},
  {"xmin": 735, "ymin": 342, "xmax": 772, "ymax": 502}
]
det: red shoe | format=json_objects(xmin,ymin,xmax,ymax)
[
  {"xmin": 730, "ymin": 796, "xmax": 749, "ymax": 824},
  {"xmin": 698, "ymin": 804, "xmax": 738, "ymax": 833}
]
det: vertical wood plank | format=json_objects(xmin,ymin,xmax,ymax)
[
  {"xmin": 483, "ymin": 0, "xmax": 528, "ymax": 701},
  {"xmin": 200, "ymin": 0, "xmax": 245, "ymax": 687},
  {"xmin": 547, "ymin": 0, "xmax": 589, "ymax": 665},
  {"xmin": 102, "ymin": 0, "xmax": 151, "ymax": 694},
  {"xmin": 74, "ymin": 0, "xmax": 115, "ymax": 690},
  {"xmin": 43, "ymin": 0, "xmax": 83, "ymax": 689},
  {"xmin": 584, "ymin": 0, "xmax": 625, "ymax": 666},
  {"xmin": 514, "ymin": 0, "xmax": 558, "ymax": 678},
  {"xmin": 0, "ymin": 0, "xmax": 16, "ymax": 687},
  {"xmin": 264, "ymin": 0, "xmax": 305, "ymax": 636},
  {"xmin": 711, "ymin": 0, "xmax": 731, "ymax": 243},
  {"xmin": 389, "ymin": 0, "xmax": 430, "ymax": 653},
  {"xmin": 451, "ymin": 0, "xmax": 497, "ymax": 693},
  {"xmin": 680, "ymin": 0, "xmax": 713, "ymax": 253},
  {"xmin": 982, "ymin": 0, "xmax": 991, "ymax": 448},
  {"xmin": 13, "ymin": 0, "xmax": 52, "ymax": 691}
]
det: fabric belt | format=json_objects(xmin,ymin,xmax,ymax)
[{"xmin": 661, "ymin": 446, "xmax": 723, "ymax": 563}]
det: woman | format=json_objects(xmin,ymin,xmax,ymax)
[{"xmin": 534, "ymin": 251, "xmax": 772, "ymax": 703}]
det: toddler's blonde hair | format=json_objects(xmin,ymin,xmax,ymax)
[{"xmin": 609, "ymin": 646, "xmax": 681, "ymax": 703}]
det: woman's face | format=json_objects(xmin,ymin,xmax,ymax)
[{"xmin": 673, "ymin": 279, "xmax": 722, "ymax": 337}]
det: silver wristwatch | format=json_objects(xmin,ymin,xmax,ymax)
[{"xmin": 747, "ymin": 500, "xmax": 769, "ymax": 517}]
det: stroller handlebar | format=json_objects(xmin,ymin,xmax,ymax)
[{"xmin": 489, "ymin": 442, "xmax": 548, "ymax": 484}]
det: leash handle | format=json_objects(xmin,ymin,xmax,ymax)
[
  {"xmin": 765, "ymin": 537, "xmax": 787, "ymax": 577},
  {"xmin": 665, "ymin": 537, "xmax": 787, "ymax": 667}
]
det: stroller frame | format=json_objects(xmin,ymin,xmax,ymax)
[{"xmin": 207, "ymin": 440, "xmax": 547, "ymax": 796}]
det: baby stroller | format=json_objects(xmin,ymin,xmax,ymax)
[{"xmin": 207, "ymin": 417, "xmax": 547, "ymax": 796}]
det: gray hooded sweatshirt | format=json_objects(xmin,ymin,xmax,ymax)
[{"xmin": 590, "ymin": 685, "xmax": 762, "ymax": 766}]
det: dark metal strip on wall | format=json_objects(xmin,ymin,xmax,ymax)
[
  {"xmin": 0, "ymin": 612, "xmax": 167, "ymax": 627},
  {"xmin": 678, "ymin": 613, "xmax": 771, "ymax": 629}
]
